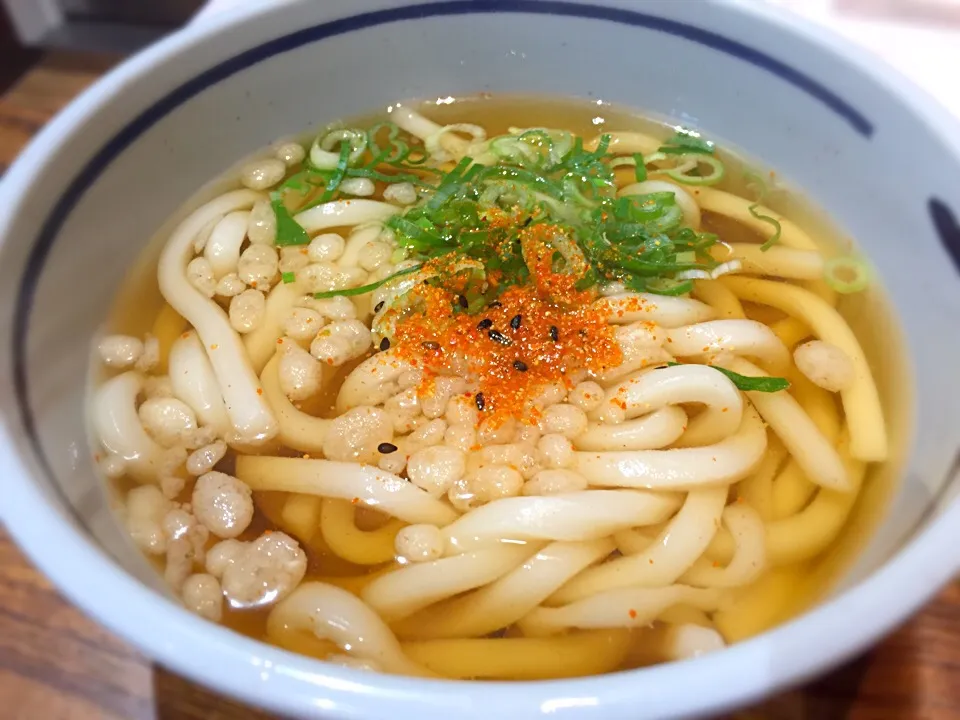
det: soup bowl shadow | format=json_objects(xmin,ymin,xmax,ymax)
[{"xmin": 0, "ymin": 1, "xmax": 959, "ymax": 719}]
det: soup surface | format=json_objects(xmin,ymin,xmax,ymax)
[{"xmin": 90, "ymin": 96, "xmax": 901, "ymax": 680}]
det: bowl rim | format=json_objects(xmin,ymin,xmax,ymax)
[{"xmin": 1, "ymin": 1, "xmax": 959, "ymax": 718}]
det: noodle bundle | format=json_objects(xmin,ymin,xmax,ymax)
[{"xmin": 90, "ymin": 98, "xmax": 892, "ymax": 680}]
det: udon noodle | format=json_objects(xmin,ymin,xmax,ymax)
[{"xmin": 90, "ymin": 97, "xmax": 892, "ymax": 680}]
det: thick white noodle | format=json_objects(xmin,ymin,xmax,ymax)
[
  {"xmin": 337, "ymin": 350, "xmax": 417, "ymax": 413},
  {"xmin": 234, "ymin": 456, "xmax": 458, "ymax": 526},
  {"xmin": 599, "ymin": 349, "xmax": 674, "ymax": 386},
  {"xmin": 598, "ymin": 293, "xmax": 715, "ymax": 328},
  {"xmin": 203, "ymin": 211, "xmax": 249, "ymax": 278},
  {"xmin": 392, "ymin": 538, "xmax": 615, "ymax": 640},
  {"xmin": 360, "ymin": 543, "xmax": 539, "ymax": 621},
  {"xmin": 338, "ymin": 224, "xmax": 384, "ymax": 269},
  {"xmin": 619, "ymin": 180, "xmax": 701, "ymax": 229},
  {"xmin": 629, "ymin": 624, "xmax": 727, "ymax": 664},
  {"xmin": 400, "ymin": 631, "xmax": 632, "ymax": 680},
  {"xmin": 681, "ymin": 503, "xmax": 767, "ymax": 587},
  {"xmin": 721, "ymin": 276, "xmax": 886, "ymax": 461},
  {"xmin": 692, "ymin": 280, "xmax": 746, "ymax": 320},
  {"xmin": 259, "ymin": 352, "xmax": 329, "ymax": 454},
  {"xmin": 520, "ymin": 585, "xmax": 722, "ymax": 636},
  {"xmin": 574, "ymin": 406, "xmax": 688, "ymax": 451},
  {"xmin": 597, "ymin": 364, "xmax": 743, "ymax": 446},
  {"xmin": 390, "ymin": 105, "xmax": 471, "ymax": 158},
  {"xmin": 574, "ymin": 405, "xmax": 767, "ymax": 490},
  {"xmin": 724, "ymin": 357, "xmax": 848, "ymax": 491},
  {"xmin": 665, "ymin": 319, "xmax": 791, "ymax": 375},
  {"xmin": 441, "ymin": 490, "xmax": 682, "ymax": 553},
  {"xmin": 294, "ymin": 200, "xmax": 398, "ymax": 234},
  {"xmin": 723, "ymin": 244, "xmax": 824, "ymax": 280},
  {"xmin": 587, "ymin": 131, "xmax": 661, "ymax": 156},
  {"xmin": 598, "ymin": 322, "xmax": 672, "ymax": 384},
  {"xmin": 767, "ymin": 435, "xmax": 867, "ymax": 565},
  {"xmin": 168, "ymin": 330, "xmax": 231, "ymax": 437},
  {"xmin": 550, "ymin": 488, "xmax": 727, "ymax": 604},
  {"xmin": 613, "ymin": 526, "xmax": 659, "ymax": 556},
  {"xmin": 267, "ymin": 582, "xmax": 432, "ymax": 676},
  {"xmin": 157, "ymin": 189, "xmax": 278, "ymax": 444},
  {"xmin": 391, "ymin": 105, "xmax": 444, "ymax": 140},
  {"xmin": 244, "ymin": 281, "xmax": 301, "ymax": 374},
  {"xmin": 91, "ymin": 371, "xmax": 164, "ymax": 483}
]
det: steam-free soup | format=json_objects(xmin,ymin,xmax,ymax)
[{"xmin": 90, "ymin": 97, "xmax": 899, "ymax": 680}]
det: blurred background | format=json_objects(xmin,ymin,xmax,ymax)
[{"xmin": 3, "ymin": 0, "xmax": 960, "ymax": 109}]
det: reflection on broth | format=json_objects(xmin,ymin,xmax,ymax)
[{"xmin": 89, "ymin": 96, "xmax": 907, "ymax": 680}]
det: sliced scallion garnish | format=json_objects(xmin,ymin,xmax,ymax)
[
  {"xmin": 659, "ymin": 129, "xmax": 715, "ymax": 155},
  {"xmin": 744, "ymin": 170, "xmax": 783, "ymax": 251},
  {"xmin": 271, "ymin": 193, "xmax": 310, "ymax": 246},
  {"xmin": 292, "ymin": 119, "xmax": 735, "ymax": 304},
  {"xmin": 310, "ymin": 128, "xmax": 368, "ymax": 169},
  {"xmin": 824, "ymin": 256, "xmax": 870, "ymax": 294},
  {"xmin": 668, "ymin": 362, "xmax": 790, "ymax": 392},
  {"xmin": 313, "ymin": 264, "xmax": 424, "ymax": 299}
]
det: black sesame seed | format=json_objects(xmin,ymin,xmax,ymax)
[
  {"xmin": 377, "ymin": 442, "xmax": 398, "ymax": 454},
  {"xmin": 477, "ymin": 317, "xmax": 493, "ymax": 331},
  {"xmin": 513, "ymin": 360, "xmax": 528, "ymax": 372},
  {"xmin": 374, "ymin": 301, "xmax": 385, "ymax": 313},
  {"xmin": 475, "ymin": 393, "xmax": 486, "ymax": 411},
  {"xmin": 457, "ymin": 294, "xmax": 469, "ymax": 309},
  {"xmin": 510, "ymin": 314, "xmax": 522, "ymax": 330},
  {"xmin": 488, "ymin": 300, "xmax": 503, "ymax": 308},
  {"xmin": 522, "ymin": 216, "xmax": 533, "ymax": 227},
  {"xmin": 549, "ymin": 325, "xmax": 559, "ymax": 342},
  {"xmin": 422, "ymin": 341, "xmax": 440, "ymax": 350},
  {"xmin": 379, "ymin": 337, "xmax": 391, "ymax": 351},
  {"xmin": 488, "ymin": 329, "xmax": 512, "ymax": 346}
]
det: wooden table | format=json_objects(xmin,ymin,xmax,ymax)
[{"xmin": 1, "ymin": 52, "xmax": 959, "ymax": 720}]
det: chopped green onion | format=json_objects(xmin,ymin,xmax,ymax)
[
  {"xmin": 310, "ymin": 128, "xmax": 367, "ymax": 169},
  {"xmin": 427, "ymin": 156, "xmax": 475, "ymax": 210},
  {"xmin": 490, "ymin": 135, "xmax": 541, "ymax": 166},
  {"xmin": 590, "ymin": 133, "xmax": 612, "ymax": 159},
  {"xmin": 281, "ymin": 271, "xmax": 296, "ymax": 284},
  {"xmin": 824, "ymin": 256, "xmax": 870, "ymax": 294},
  {"xmin": 714, "ymin": 366, "xmax": 790, "ymax": 392},
  {"xmin": 301, "ymin": 118, "xmax": 732, "ymax": 308},
  {"xmin": 367, "ymin": 122, "xmax": 411, "ymax": 165},
  {"xmin": 668, "ymin": 362, "xmax": 790, "ymax": 392},
  {"xmin": 275, "ymin": 169, "xmax": 321, "ymax": 195},
  {"xmin": 659, "ymin": 129, "xmax": 714, "ymax": 155},
  {"xmin": 661, "ymin": 154, "xmax": 725, "ymax": 186},
  {"xmin": 644, "ymin": 278, "xmax": 694, "ymax": 296},
  {"xmin": 742, "ymin": 170, "xmax": 782, "ymax": 251},
  {"xmin": 476, "ymin": 165, "xmax": 563, "ymax": 200},
  {"xmin": 318, "ymin": 142, "xmax": 352, "ymax": 203},
  {"xmin": 387, "ymin": 216, "xmax": 447, "ymax": 251},
  {"xmin": 346, "ymin": 166, "xmax": 423, "ymax": 185},
  {"xmin": 749, "ymin": 204, "xmax": 783, "ymax": 251},
  {"xmin": 313, "ymin": 264, "xmax": 423, "ymax": 299},
  {"xmin": 271, "ymin": 193, "xmax": 310, "ymax": 246}
]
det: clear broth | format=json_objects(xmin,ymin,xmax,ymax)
[{"xmin": 96, "ymin": 95, "xmax": 909, "ymax": 675}]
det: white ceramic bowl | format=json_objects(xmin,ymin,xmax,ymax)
[{"xmin": 1, "ymin": 1, "xmax": 959, "ymax": 718}]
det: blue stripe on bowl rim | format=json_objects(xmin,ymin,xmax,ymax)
[{"xmin": 12, "ymin": 0, "xmax": 872, "ymax": 513}]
